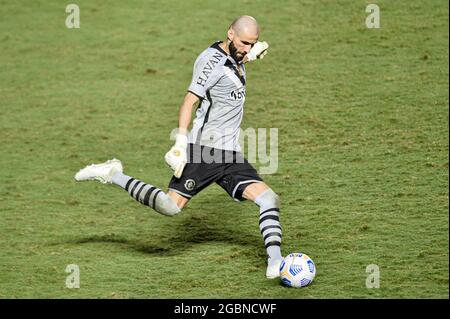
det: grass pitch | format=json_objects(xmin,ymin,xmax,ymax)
[{"xmin": 0, "ymin": 0, "xmax": 448, "ymax": 298}]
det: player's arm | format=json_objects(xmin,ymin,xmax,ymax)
[
  {"xmin": 164, "ymin": 92, "xmax": 199, "ymax": 178},
  {"xmin": 178, "ymin": 91, "xmax": 200, "ymax": 135},
  {"xmin": 165, "ymin": 50, "xmax": 218, "ymax": 178}
]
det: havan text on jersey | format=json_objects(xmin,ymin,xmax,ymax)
[{"xmin": 196, "ymin": 52, "xmax": 224, "ymax": 87}]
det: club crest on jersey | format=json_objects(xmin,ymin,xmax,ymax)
[
  {"xmin": 184, "ymin": 179, "xmax": 196, "ymax": 191},
  {"xmin": 230, "ymin": 87, "xmax": 246, "ymax": 100}
]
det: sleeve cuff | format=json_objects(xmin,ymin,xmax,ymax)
[{"xmin": 187, "ymin": 89, "xmax": 204, "ymax": 99}]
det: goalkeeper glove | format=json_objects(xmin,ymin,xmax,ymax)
[
  {"xmin": 245, "ymin": 41, "xmax": 269, "ymax": 62},
  {"xmin": 164, "ymin": 133, "xmax": 188, "ymax": 178}
]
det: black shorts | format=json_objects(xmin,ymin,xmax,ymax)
[{"xmin": 168, "ymin": 144, "xmax": 264, "ymax": 202}]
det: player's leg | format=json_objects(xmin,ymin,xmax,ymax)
[
  {"xmin": 167, "ymin": 190, "xmax": 189, "ymax": 209},
  {"xmin": 241, "ymin": 181, "xmax": 270, "ymax": 201},
  {"xmin": 216, "ymin": 163, "xmax": 283, "ymax": 279},
  {"xmin": 110, "ymin": 171, "xmax": 187, "ymax": 215},
  {"xmin": 74, "ymin": 158, "xmax": 183, "ymax": 216},
  {"xmin": 242, "ymin": 182, "xmax": 283, "ymax": 279}
]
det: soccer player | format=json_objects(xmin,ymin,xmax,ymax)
[{"xmin": 75, "ymin": 16, "xmax": 283, "ymax": 278}]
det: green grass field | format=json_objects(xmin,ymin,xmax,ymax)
[{"xmin": 0, "ymin": 0, "xmax": 448, "ymax": 298}]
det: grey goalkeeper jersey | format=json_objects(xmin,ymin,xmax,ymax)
[{"xmin": 187, "ymin": 41, "xmax": 247, "ymax": 152}]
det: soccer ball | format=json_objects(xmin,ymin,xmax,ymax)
[{"xmin": 279, "ymin": 253, "xmax": 316, "ymax": 288}]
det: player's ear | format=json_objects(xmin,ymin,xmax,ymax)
[{"xmin": 227, "ymin": 27, "xmax": 234, "ymax": 42}]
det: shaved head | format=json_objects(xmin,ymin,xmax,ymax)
[
  {"xmin": 222, "ymin": 16, "xmax": 260, "ymax": 62},
  {"xmin": 230, "ymin": 15, "xmax": 260, "ymax": 37}
]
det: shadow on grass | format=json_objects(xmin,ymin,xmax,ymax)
[{"xmin": 63, "ymin": 204, "xmax": 265, "ymax": 258}]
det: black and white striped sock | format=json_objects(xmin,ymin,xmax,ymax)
[
  {"xmin": 124, "ymin": 177, "xmax": 162, "ymax": 208},
  {"xmin": 255, "ymin": 189, "xmax": 282, "ymax": 260},
  {"xmin": 111, "ymin": 172, "xmax": 180, "ymax": 216},
  {"xmin": 259, "ymin": 208, "xmax": 282, "ymax": 259}
]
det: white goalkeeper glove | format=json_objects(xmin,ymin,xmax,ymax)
[
  {"xmin": 245, "ymin": 41, "xmax": 269, "ymax": 62},
  {"xmin": 164, "ymin": 133, "xmax": 188, "ymax": 178}
]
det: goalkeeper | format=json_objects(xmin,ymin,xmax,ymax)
[{"xmin": 75, "ymin": 16, "xmax": 283, "ymax": 279}]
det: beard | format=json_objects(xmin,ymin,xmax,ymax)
[{"xmin": 229, "ymin": 41, "xmax": 244, "ymax": 62}]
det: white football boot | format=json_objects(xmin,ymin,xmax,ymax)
[
  {"xmin": 266, "ymin": 257, "xmax": 283, "ymax": 279},
  {"xmin": 74, "ymin": 158, "xmax": 123, "ymax": 184}
]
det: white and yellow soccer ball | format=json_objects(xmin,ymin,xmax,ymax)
[{"xmin": 279, "ymin": 253, "xmax": 316, "ymax": 288}]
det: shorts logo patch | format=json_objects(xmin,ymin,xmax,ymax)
[{"xmin": 184, "ymin": 179, "xmax": 196, "ymax": 191}]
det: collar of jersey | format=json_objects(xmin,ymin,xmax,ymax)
[{"xmin": 210, "ymin": 41, "xmax": 239, "ymax": 66}]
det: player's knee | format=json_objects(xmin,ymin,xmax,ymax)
[
  {"xmin": 269, "ymin": 189, "xmax": 280, "ymax": 208},
  {"xmin": 255, "ymin": 188, "xmax": 280, "ymax": 208},
  {"xmin": 161, "ymin": 204, "xmax": 181, "ymax": 217},
  {"xmin": 155, "ymin": 193, "xmax": 182, "ymax": 216}
]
